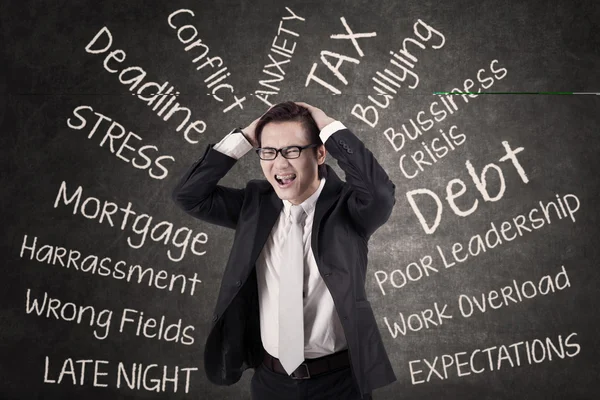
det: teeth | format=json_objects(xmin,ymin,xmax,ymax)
[{"xmin": 276, "ymin": 174, "xmax": 295, "ymax": 179}]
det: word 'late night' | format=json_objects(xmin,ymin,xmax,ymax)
[{"xmin": 43, "ymin": 357, "xmax": 198, "ymax": 393}]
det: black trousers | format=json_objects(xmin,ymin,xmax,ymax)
[{"xmin": 250, "ymin": 361, "xmax": 372, "ymax": 400}]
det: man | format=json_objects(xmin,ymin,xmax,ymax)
[{"xmin": 171, "ymin": 102, "xmax": 397, "ymax": 399}]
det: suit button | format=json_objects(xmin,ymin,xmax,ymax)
[
  {"xmin": 324, "ymin": 273, "xmax": 332, "ymax": 277},
  {"xmin": 347, "ymin": 149, "xmax": 353, "ymax": 154},
  {"xmin": 339, "ymin": 140, "xmax": 346, "ymax": 145},
  {"xmin": 344, "ymin": 316, "xmax": 348, "ymax": 320},
  {"xmin": 212, "ymin": 314, "xmax": 218, "ymax": 322},
  {"xmin": 235, "ymin": 280, "xmax": 242, "ymax": 287}
]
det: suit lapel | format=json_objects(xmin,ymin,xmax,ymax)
[
  {"xmin": 311, "ymin": 166, "xmax": 344, "ymax": 261},
  {"xmin": 249, "ymin": 189, "xmax": 283, "ymax": 269}
]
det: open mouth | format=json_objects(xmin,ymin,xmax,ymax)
[{"xmin": 275, "ymin": 173, "xmax": 296, "ymax": 188}]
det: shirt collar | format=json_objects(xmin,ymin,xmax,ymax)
[{"xmin": 282, "ymin": 178, "xmax": 326, "ymax": 218}]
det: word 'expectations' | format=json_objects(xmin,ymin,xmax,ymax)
[
  {"xmin": 168, "ymin": 9, "xmax": 247, "ymax": 113},
  {"xmin": 253, "ymin": 7, "xmax": 305, "ymax": 106},
  {"xmin": 409, "ymin": 332, "xmax": 580, "ymax": 384},
  {"xmin": 84, "ymin": 27, "xmax": 206, "ymax": 144}
]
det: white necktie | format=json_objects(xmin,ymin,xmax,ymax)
[{"xmin": 278, "ymin": 205, "xmax": 306, "ymax": 375}]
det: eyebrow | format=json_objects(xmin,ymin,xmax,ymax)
[
  {"xmin": 262, "ymin": 142, "xmax": 312, "ymax": 147},
  {"xmin": 262, "ymin": 144, "xmax": 304, "ymax": 148}
]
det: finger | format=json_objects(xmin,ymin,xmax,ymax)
[
  {"xmin": 257, "ymin": 104, "xmax": 275, "ymax": 119},
  {"xmin": 294, "ymin": 101, "xmax": 313, "ymax": 109}
]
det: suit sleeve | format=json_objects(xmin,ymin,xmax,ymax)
[
  {"xmin": 321, "ymin": 121, "xmax": 396, "ymax": 238},
  {"xmin": 170, "ymin": 142, "xmax": 247, "ymax": 230}
]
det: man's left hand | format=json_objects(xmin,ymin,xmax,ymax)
[{"xmin": 295, "ymin": 102, "xmax": 336, "ymax": 131}]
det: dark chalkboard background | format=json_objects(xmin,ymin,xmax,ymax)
[{"xmin": 2, "ymin": 0, "xmax": 599, "ymax": 399}]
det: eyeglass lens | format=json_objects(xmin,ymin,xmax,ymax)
[{"xmin": 259, "ymin": 147, "xmax": 301, "ymax": 159}]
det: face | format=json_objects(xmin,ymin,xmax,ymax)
[{"xmin": 259, "ymin": 120, "xmax": 326, "ymax": 205}]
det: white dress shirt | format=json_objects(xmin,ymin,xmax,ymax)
[{"xmin": 213, "ymin": 121, "xmax": 348, "ymax": 359}]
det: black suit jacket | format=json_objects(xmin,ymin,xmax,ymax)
[{"xmin": 171, "ymin": 127, "xmax": 397, "ymax": 396}]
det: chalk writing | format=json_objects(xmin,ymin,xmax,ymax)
[
  {"xmin": 253, "ymin": 7, "xmax": 306, "ymax": 106},
  {"xmin": 408, "ymin": 332, "xmax": 580, "ymax": 384},
  {"xmin": 351, "ymin": 19, "xmax": 445, "ymax": 127},
  {"xmin": 84, "ymin": 27, "xmax": 206, "ymax": 144},
  {"xmin": 375, "ymin": 192, "xmax": 580, "ymax": 294},
  {"xmin": 67, "ymin": 105, "xmax": 175, "ymax": 180},
  {"xmin": 25, "ymin": 288, "xmax": 195, "ymax": 344},
  {"xmin": 406, "ymin": 140, "xmax": 528, "ymax": 234},
  {"xmin": 20, "ymin": 235, "xmax": 202, "ymax": 296},
  {"xmin": 43, "ymin": 356, "xmax": 198, "ymax": 393},
  {"xmin": 305, "ymin": 17, "xmax": 376, "ymax": 94},
  {"xmin": 168, "ymin": 9, "xmax": 247, "ymax": 113},
  {"xmin": 52, "ymin": 181, "xmax": 208, "ymax": 262}
]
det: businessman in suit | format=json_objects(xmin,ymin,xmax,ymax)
[{"xmin": 171, "ymin": 101, "xmax": 397, "ymax": 399}]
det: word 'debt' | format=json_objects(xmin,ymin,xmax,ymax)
[{"xmin": 406, "ymin": 140, "xmax": 527, "ymax": 234}]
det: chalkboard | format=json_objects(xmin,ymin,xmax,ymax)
[{"xmin": 2, "ymin": 0, "xmax": 599, "ymax": 399}]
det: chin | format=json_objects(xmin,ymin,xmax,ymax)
[
  {"xmin": 269, "ymin": 181, "xmax": 294, "ymax": 200},
  {"xmin": 273, "ymin": 186, "xmax": 295, "ymax": 200}
]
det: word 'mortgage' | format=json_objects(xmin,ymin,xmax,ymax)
[{"xmin": 53, "ymin": 181, "xmax": 208, "ymax": 262}]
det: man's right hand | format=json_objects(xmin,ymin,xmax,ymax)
[
  {"xmin": 241, "ymin": 106, "xmax": 274, "ymax": 148},
  {"xmin": 241, "ymin": 116, "xmax": 260, "ymax": 148}
]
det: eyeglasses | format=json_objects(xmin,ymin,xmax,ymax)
[{"xmin": 255, "ymin": 144, "xmax": 320, "ymax": 160}]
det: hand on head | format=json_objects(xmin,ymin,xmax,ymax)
[
  {"xmin": 242, "ymin": 102, "xmax": 335, "ymax": 148},
  {"xmin": 242, "ymin": 105, "xmax": 274, "ymax": 147},
  {"xmin": 294, "ymin": 102, "xmax": 335, "ymax": 131}
]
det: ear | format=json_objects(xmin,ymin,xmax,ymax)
[{"xmin": 317, "ymin": 144, "xmax": 327, "ymax": 165}]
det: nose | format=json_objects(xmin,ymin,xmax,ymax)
[{"xmin": 273, "ymin": 151, "xmax": 291, "ymax": 167}]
